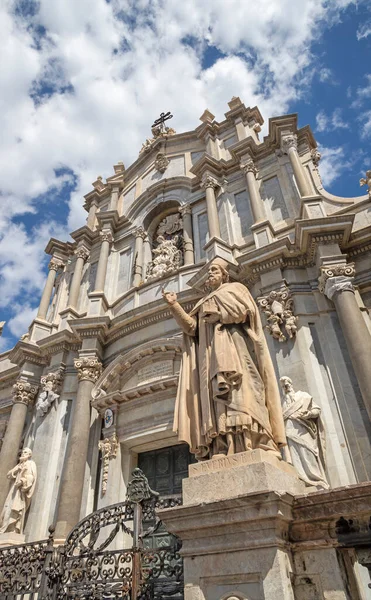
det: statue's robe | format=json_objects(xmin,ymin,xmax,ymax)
[
  {"xmin": 173, "ymin": 282, "xmax": 286, "ymax": 458},
  {"xmin": 0, "ymin": 460, "xmax": 37, "ymax": 534},
  {"xmin": 282, "ymin": 391, "xmax": 328, "ymax": 488}
]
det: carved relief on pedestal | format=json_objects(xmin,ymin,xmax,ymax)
[
  {"xmin": 98, "ymin": 434, "xmax": 119, "ymax": 495},
  {"xmin": 360, "ymin": 169, "xmax": 371, "ymax": 197},
  {"xmin": 154, "ymin": 152, "xmax": 170, "ymax": 174},
  {"xmin": 146, "ymin": 213, "xmax": 184, "ymax": 281},
  {"xmin": 35, "ymin": 369, "xmax": 65, "ymax": 417},
  {"xmin": 257, "ymin": 287, "xmax": 298, "ymax": 342},
  {"xmin": 12, "ymin": 381, "xmax": 39, "ymax": 406},
  {"xmin": 74, "ymin": 357, "xmax": 103, "ymax": 383}
]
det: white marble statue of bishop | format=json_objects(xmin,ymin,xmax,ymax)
[
  {"xmin": 280, "ymin": 376, "xmax": 329, "ymax": 489},
  {"xmin": 0, "ymin": 447, "xmax": 37, "ymax": 534}
]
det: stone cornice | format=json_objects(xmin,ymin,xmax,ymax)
[
  {"xmin": 37, "ymin": 330, "xmax": 80, "ymax": 357},
  {"xmin": 70, "ymin": 226, "xmax": 98, "ymax": 246},
  {"xmin": 69, "ymin": 316, "xmax": 110, "ymax": 345},
  {"xmin": 0, "ymin": 365, "xmax": 20, "ymax": 390},
  {"xmin": 44, "ymin": 238, "xmax": 74, "ymax": 260},
  {"xmin": 126, "ymin": 176, "xmax": 196, "ymax": 222},
  {"xmin": 295, "ymin": 215, "xmax": 354, "ymax": 256},
  {"xmin": 189, "ymin": 153, "xmax": 228, "ymax": 180},
  {"xmin": 96, "ymin": 209, "xmax": 124, "ymax": 232},
  {"xmin": 8, "ymin": 340, "xmax": 48, "ymax": 368}
]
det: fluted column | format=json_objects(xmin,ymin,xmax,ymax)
[
  {"xmin": 69, "ymin": 246, "xmax": 89, "ymax": 309},
  {"xmin": 94, "ymin": 230, "xmax": 113, "ymax": 292},
  {"xmin": 179, "ymin": 205, "xmax": 194, "ymax": 265},
  {"xmin": 201, "ymin": 175, "xmax": 220, "ymax": 239},
  {"xmin": 0, "ymin": 381, "xmax": 38, "ymax": 511},
  {"xmin": 240, "ymin": 156, "xmax": 266, "ymax": 223},
  {"xmin": 319, "ymin": 264, "xmax": 371, "ymax": 422},
  {"xmin": 37, "ymin": 258, "xmax": 64, "ymax": 320},
  {"xmin": 133, "ymin": 227, "xmax": 146, "ymax": 287},
  {"xmin": 281, "ymin": 134, "xmax": 312, "ymax": 197},
  {"xmin": 54, "ymin": 357, "xmax": 102, "ymax": 540}
]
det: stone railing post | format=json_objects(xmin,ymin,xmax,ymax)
[
  {"xmin": 94, "ymin": 230, "xmax": 113, "ymax": 293},
  {"xmin": 133, "ymin": 227, "xmax": 146, "ymax": 287},
  {"xmin": 37, "ymin": 259, "xmax": 64, "ymax": 320},
  {"xmin": 201, "ymin": 175, "xmax": 221, "ymax": 239},
  {"xmin": 281, "ymin": 133, "xmax": 312, "ymax": 197},
  {"xmin": 240, "ymin": 156, "xmax": 266, "ymax": 223},
  {"xmin": 0, "ymin": 380, "xmax": 38, "ymax": 511},
  {"xmin": 54, "ymin": 356, "xmax": 102, "ymax": 541},
  {"xmin": 319, "ymin": 263, "xmax": 371, "ymax": 422},
  {"xmin": 109, "ymin": 184, "xmax": 120, "ymax": 211},
  {"xmin": 179, "ymin": 205, "xmax": 194, "ymax": 265},
  {"xmin": 69, "ymin": 246, "xmax": 90, "ymax": 309}
]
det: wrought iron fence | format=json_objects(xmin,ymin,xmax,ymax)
[{"xmin": 0, "ymin": 468, "xmax": 183, "ymax": 600}]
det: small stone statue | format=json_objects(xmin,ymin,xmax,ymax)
[
  {"xmin": 0, "ymin": 448, "xmax": 37, "ymax": 534},
  {"xmin": 360, "ymin": 169, "xmax": 371, "ymax": 197},
  {"xmin": 35, "ymin": 371, "xmax": 63, "ymax": 417},
  {"xmin": 280, "ymin": 377, "xmax": 329, "ymax": 489}
]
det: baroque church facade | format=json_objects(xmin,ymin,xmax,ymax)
[{"xmin": 0, "ymin": 96, "xmax": 371, "ymax": 599}]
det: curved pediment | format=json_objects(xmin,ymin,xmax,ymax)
[{"xmin": 91, "ymin": 337, "xmax": 182, "ymax": 410}]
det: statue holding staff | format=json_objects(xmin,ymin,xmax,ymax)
[{"xmin": 0, "ymin": 447, "xmax": 37, "ymax": 534}]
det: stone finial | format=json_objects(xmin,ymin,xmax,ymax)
[
  {"xmin": 200, "ymin": 174, "xmax": 219, "ymax": 190},
  {"xmin": 154, "ymin": 152, "xmax": 170, "ymax": 174},
  {"xmin": 360, "ymin": 170, "xmax": 371, "ymax": 197},
  {"xmin": 318, "ymin": 263, "xmax": 355, "ymax": 297},
  {"xmin": 99, "ymin": 230, "xmax": 114, "ymax": 244},
  {"xmin": 12, "ymin": 380, "xmax": 39, "ymax": 406},
  {"xmin": 75, "ymin": 246, "xmax": 90, "ymax": 261},
  {"xmin": 228, "ymin": 96, "xmax": 243, "ymax": 110},
  {"xmin": 199, "ymin": 109, "xmax": 215, "ymax": 123},
  {"xmin": 98, "ymin": 434, "xmax": 119, "ymax": 495},
  {"xmin": 311, "ymin": 148, "xmax": 321, "ymax": 167},
  {"xmin": 281, "ymin": 133, "xmax": 298, "ymax": 154},
  {"xmin": 113, "ymin": 161, "xmax": 125, "ymax": 174},
  {"xmin": 48, "ymin": 258, "xmax": 64, "ymax": 272},
  {"xmin": 74, "ymin": 357, "xmax": 102, "ymax": 383},
  {"xmin": 257, "ymin": 287, "xmax": 298, "ymax": 342},
  {"xmin": 92, "ymin": 176, "xmax": 106, "ymax": 191}
]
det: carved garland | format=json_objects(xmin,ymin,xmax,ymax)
[
  {"xmin": 98, "ymin": 434, "xmax": 119, "ymax": 495},
  {"xmin": 257, "ymin": 287, "xmax": 298, "ymax": 343}
]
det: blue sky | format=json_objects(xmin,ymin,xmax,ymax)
[{"xmin": 0, "ymin": 0, "xmax": 370, "ymax": 352}]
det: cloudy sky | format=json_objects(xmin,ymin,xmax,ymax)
[{"xmin": 0, "ymin": 0, "xmax": 370, "ymax": 351}]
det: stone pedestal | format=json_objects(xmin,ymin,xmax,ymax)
[
  {"xmin": 184, "ymin": 449, "xmax": 305, "ymax": 505},
  {"xmin": 0, "ymin": 532, "xmax": 25, "ymax": 547}
]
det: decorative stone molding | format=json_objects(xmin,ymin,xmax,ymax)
[
  {"xmin": 99, "ymin": 230, "xmax": 114, "ymax": 244},
  {"xmin": 257, "ymin": 287, "xmax": 298, "ymax": 342},
  {"xmin": 75, "ymin": 246, "xmax": 90, "ymax": 261},
  {"xmin": 240, "ymin": 156, "xmax": 257, "ymax": 176},
  {"xmin": 281, "ymin": 133, "xmax": 298, "ymax": 154},
  {"xmin": 74, "ymin": 357, "xmax": 103, "ymax": 383},
  {"xmin": 48, "ymin": 258, "xmax": 64, "ymax": 272},
  {"xmin": 134, "ymin": 227, "xmax": 147, "ymax": 240},
  {"xmin": 140, "ymin": 125, "xmax": 176, "ymax": 154},
  {"xmin": 360, "ymin": 169, "xmax": 371, "ymax": 197},
  {"xmin": 200, "ymin": 174, "xmax": 219, "ymax": 190},
  {"xmin": 12, "ymin": 380, "xmax": 39, "ymax": 406},
  {"xmin": 179, "ymin": 204, "xmax": 192, "ymax": 216},
  {"xmin": 318, "ymin": 263, "xmax": 355, "ymax": 295},
  {"xmin": 36, "ymin": 368, "xmax": 65, "ymax": 417},
  {"xmin": 154, "ymin": 152, "xmax": 170, "ymax": 174},
  {"xmin": 98, "ymin": 434, "xmax": 119, "ymax": 495}
]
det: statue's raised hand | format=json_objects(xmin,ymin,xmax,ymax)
[{"xmin": 162, "ymin": 289, "xmax": 177, "ymax": 305}]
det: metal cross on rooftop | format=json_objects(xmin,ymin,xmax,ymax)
[{"xmin": 152, "ymin": 111, "xmax": 173, "ymax": 132}]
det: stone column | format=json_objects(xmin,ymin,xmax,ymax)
[
  {"xmin": 86, "ymin": 200, "xmax": 98, "ymax": 230},
  {"xmin": 179, "ymin": 205, "xmax": 194, "ymax": 265},
  {"xmin": 37, "ymin": 258, "xmax": 63, "ymax": 320},
  {"xmin": 0, "ymin": 381, "xmax": 38, "ymax": 511},
  {"xmin": 69, "ymin": 246, "xmax": 89, "ymax": 309},
  {"xmin": 281, "ymin": 134, "xmax": 312, "ymax": 197},
  {"xmin": 109, "ymin": 184, "xmax": 120, "ymax": 211},
  {"xmin": 319, "ymin": 264, "xmax": 371, "ymax": 422},
  {"xmin": 201, "ymin": 175, "xmax": 221, "ymax": 239},
  {"xmin": 240, "ymin": 156, "xmax": 266, "ymax": 223},
  {"xmin": 94, "ymin": 230, "xmax": 113, "ymax": 292},
  {"xmin": 133, "ymin": 227, "xmax": 146, "ymax": 287},
  {"xmin": 54, "ymin": 357, "xmax": 102, "ymax": 540}
]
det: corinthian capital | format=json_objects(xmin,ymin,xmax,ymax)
[
  {"xmin": 179, "ymin": 204, "xmax": 192, "ymax": 216},
  {"xmin": 240, "ymin": 156, "xmax": 257, "ymax": 176},
  {"xmin": 75, "ymin": 246, "xmax": 90, "ymax": 261},
  {"xmin": 200, "ymin": 175, "xmax": 219, "ymax": 190},
  {"xmin": 318, "ymin": 263, "xmax": 355, "ymax": 298},
  {"xmin": 99, "ymin": 230, "xmax": 114, "ymax": 244},
  {"xmin": 134, "ymin": 227, "xmax": 147, "ymax": 240},
  {"xmin": 281, "ymin": 134, "xmax": 298, "ymax": 154},
  {"xmin": 48, "ymin": 258, "xmax": 64, "ymax": 272},
  {"xmin": 13, "ymin": 380, "xmax": 39, "ymax": 406},
  {"xmin": 74, "ymin": 357, "xmax": 102, "ymax": 383}
]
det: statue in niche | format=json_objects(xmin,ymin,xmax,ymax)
[
  {"xmin": 280, "ymin": 376, "xmax": 329, "ymax": 489},
  {"xmin": 162, "ymin": 259, "xmax": 286, "ymax": 459},
  {"xmin": 0, "ymin": 448, "xmax": 37, "ymax": 534},
  {"xmin": 146, "ymin": 213, "xmax": 183, "ymax": 281}
]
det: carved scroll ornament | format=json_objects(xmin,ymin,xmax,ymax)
[{"xmin": 258, "ymin": 288, "xmax": 298, "ymax": 343}]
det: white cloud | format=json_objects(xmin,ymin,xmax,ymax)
[
  {"xmin": 7, "ymin": 304, "xmax": 37, "ymax": 338},
  {"xmin": 356, "ymin": 19, "xmax": 371, "ymax": 40},
  {"xmin": 359, "ymin": 110, "xmax": 371, "ymax": 139},
  {"xmin": 351, "ymin": 74, "xmax": 371, "ymax": 108},
  {"xmin": 315, "ymin": 108, "xmax": 349, "ymax": 132},
  {"xmin": 318, "ymin": 67, "xmax": 336, "ymax": 83},
  {"xmin": 318, "ymin": 145, "xmax": 352, "ymax": 187},
  {"xmin": 316, "ymin": 110, "xmax": 328, "ymax": 132}
]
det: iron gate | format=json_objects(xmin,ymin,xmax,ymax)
[{"xmin": 0, "ymin": 469, "xmax": 183, "ymax": 600}]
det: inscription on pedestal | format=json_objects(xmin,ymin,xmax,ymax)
[
  {"xmin": 137, "ymin": 360, "xmax": 173, "ymax": 384},
  {"xmin": 189, "ymin": 448, "xmax": 295, "ymax": 477}
]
